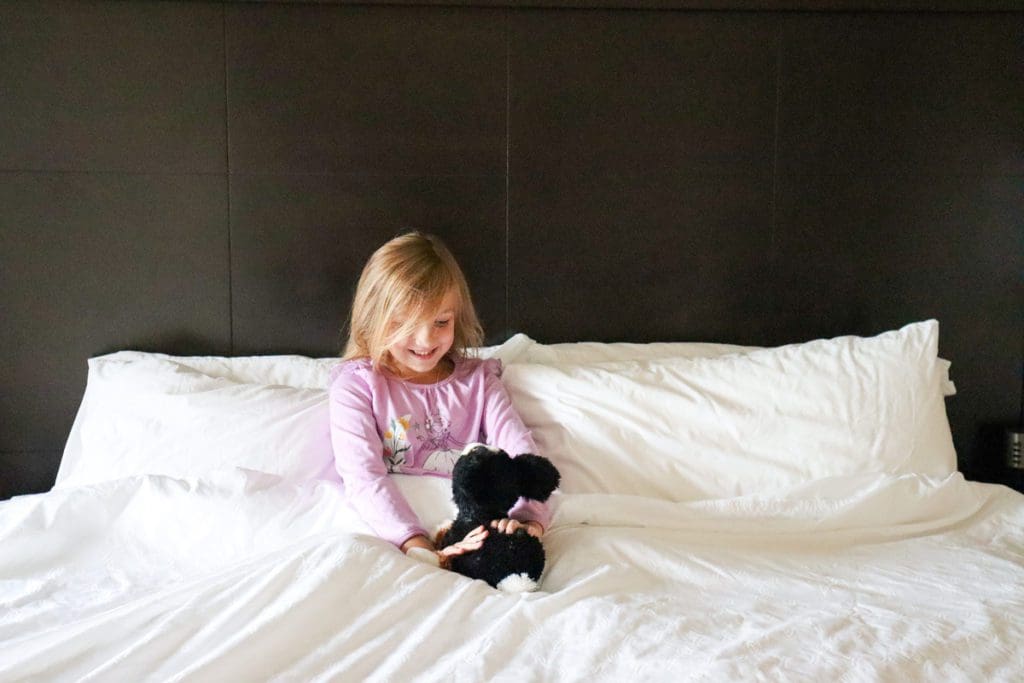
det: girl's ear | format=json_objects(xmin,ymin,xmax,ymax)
[{"xmin": 513, "ymin": 455, "xmax": 561, "ymax": 502}]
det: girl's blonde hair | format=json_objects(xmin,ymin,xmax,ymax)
[{"xmin": 342, "ymin": 232, "xmax": 484, "ymax": 373}]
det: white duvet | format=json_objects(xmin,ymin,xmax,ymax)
[{"xmin": 2, "ymin": 469, "xmax": 1022, "ymax": 682}]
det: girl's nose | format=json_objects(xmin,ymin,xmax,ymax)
[{"xmin": 414, "ymin": 324, "xmax": 435, "ymax": 346}]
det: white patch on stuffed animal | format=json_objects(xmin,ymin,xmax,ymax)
[{"xmin": 436, "ymin": 444, "xmax": 560, "ymax": 592}]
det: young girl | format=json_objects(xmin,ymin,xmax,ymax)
[{"xmin": 329, "ymin": 231, "xmax": 550, "ymax": 565}]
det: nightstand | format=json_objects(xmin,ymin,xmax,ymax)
[{"xmin": 1002, "ymin": 429, "xmax": 1024, "ymax": 493}]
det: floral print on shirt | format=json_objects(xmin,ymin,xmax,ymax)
[{"xmin": 382, "ymin": 415, "xmax": 412, "ymax": 473}]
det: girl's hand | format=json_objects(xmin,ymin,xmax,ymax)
[
  {"xmin": 401, "ymin": 534, "xmax": 436, "ymax": 554},
  {"xmin": 437, "ymin": 524, "xmax": 488, "ymax": 559},
  {"xmin": 436, "ymin": 524, "xmax": 488, "ymax": 569},
  {"xmin": 402, "ymin": 535, "xmax": 440, "ymax": 566},
  {"xmin": 490, "ymin": 518, "xmax": 543, "ymax": 538},
  {"xmin": 404, "ymin": 526, "xmax": 488, "ymax": 568}
]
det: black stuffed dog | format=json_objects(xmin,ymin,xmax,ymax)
[{"xmin": 436, "ymin": 444, "xmax": 560, "ymax": 592}]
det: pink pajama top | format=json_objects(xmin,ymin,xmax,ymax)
[{"xmin": 328, "ymin": 356, "xmax": 550, "ymax": 548}]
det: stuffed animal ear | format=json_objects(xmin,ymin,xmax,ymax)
[{"xmin": 512, "ymin": 454, "xmax": 561, "ymax": 502}]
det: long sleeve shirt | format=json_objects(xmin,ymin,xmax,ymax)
[{"xmin": 328, "ymin": 356, "xmax": 550, "ymax": 548}]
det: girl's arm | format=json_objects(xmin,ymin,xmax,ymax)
[
  {"xmin": 479, "ymin": 360, "xmax": 553, "ymax": 533},
  {"xmin": 328, "ymin": 367, "xmax": 427, "ymax": 549}
]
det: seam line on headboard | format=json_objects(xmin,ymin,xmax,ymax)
[
  {"xmin": 769, "ymin": 22, "xmax": 781, "ymax": 333},
  {"xmin": 223, "ymin": 2, "xmax": 235, "ymax": 354},
  {"xmin": 504, "ymin": 9, "xmax": 512, "ymax": 338}
]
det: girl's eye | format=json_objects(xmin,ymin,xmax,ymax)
[{"xmin": 434, "ymin": 319, "xmax": 451, "ymax": 328}]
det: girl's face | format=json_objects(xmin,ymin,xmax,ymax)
[{"xmin": 386, "ymin": 289, "xmax": 458, "ymax": 383}]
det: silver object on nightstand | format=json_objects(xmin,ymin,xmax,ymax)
[{"xmin": 1007, "ymin": 430, "xmax": 1024, "ymax": 470}]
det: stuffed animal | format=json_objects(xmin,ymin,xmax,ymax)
[{"xmin": 436, "ymin": 444, "xmax": 560, "ymax": 592}]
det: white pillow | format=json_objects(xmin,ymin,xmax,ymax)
[
  {"xmin": 521, "ymin": 338, "xmax": 755, "ymax": 364},
  {"xmin": 55, "ymin": 357, "xmax": 338, "ymax": 488},
  {"xmin": 56, "ymin": 325, "xmax": 954, "ymax": 491},
  {"xmin": 500, "ymin": 333, "xmax": 955, "ymax": 396},
  {"xmin": 56, "ymin": 340, "xmax": 544, "ymax": 487},
  {"xmin": 502, "ymin": 320, "xmax": 956, "ymax": 500},
  {"xmin": 88, "ymin": 339, "xmax": 526, "ymax": 390},
  {"xmin": 84, "ymin": 350, "xmax": 339, "ymax": 389}
]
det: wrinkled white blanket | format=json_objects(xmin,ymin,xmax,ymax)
[{"xmin": 1, "ymin": 470, "xmax": 1022, "ymax": 682}]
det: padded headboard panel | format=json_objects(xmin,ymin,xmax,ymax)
[{"xmin": 2, "ymin": 0, "xmax": 1021, "ymax": 498}]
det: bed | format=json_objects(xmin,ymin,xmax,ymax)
[{"xmin": 2, "ymin": 319, "xmax": 1022, "ymax": 681}]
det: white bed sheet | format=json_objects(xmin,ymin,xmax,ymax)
[{"xmin": 2, "ymin": 468, "xmax": 1022, "ymax": 681}]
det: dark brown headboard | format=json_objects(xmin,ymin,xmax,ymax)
[{"xmin": 2, "ymin": 0, "xmax": 1021, "ymax": 498}]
